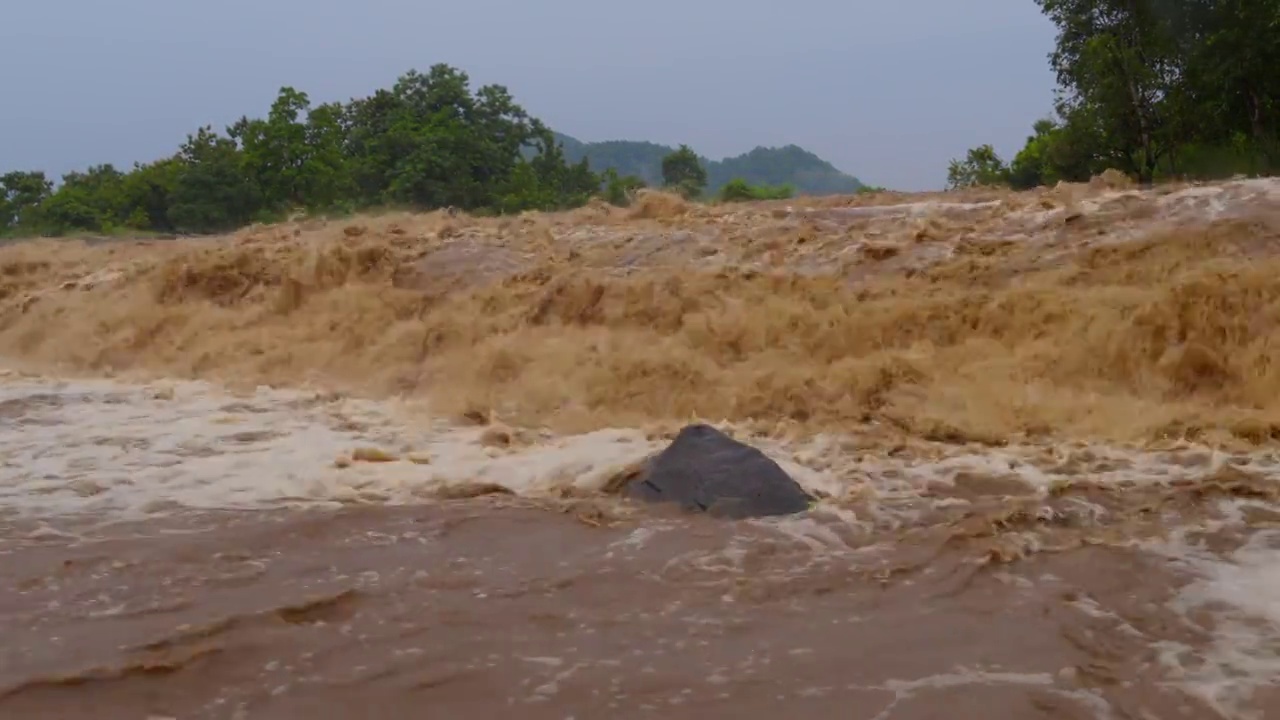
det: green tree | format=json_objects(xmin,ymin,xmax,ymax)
[
  {"xmin": 341, "ymin": 65, "xmax": 546, "ymax": 212},
  {"xmin": 1036, "ymin": 0, "xmax": 1183, "ymax": 183},
  {"xmin": 119, "ymin": 158, "xmax": 182, "ymax": 232},
  {"xmin": 1007, "ymin": 120, "xmax": 1058, "ymax": 189},
  {"xmin": 718, "ymin": 178, "xmax": 795, "ymax": 202},
  {"xmin": 229, "ymin": 87, "xmax": 314, "ymax": 211},
  {"xmin": 38, "ymin": 188, "xmax": 101, "ymax": 234},
  {"xmin": 526, "ymin": 126, "xmax": 599, "ymax": 209},
  {"xmin": 168, "ymin": 126, "xmax": 260, "ymax": 233},
  {"xmin": 1168, "ymin": 0, "xmax": 1280, "ymax": 169},
  {"xmin": 0, "ymin": 171, "xmax": 53, "ymax": 232},
  {"xmin": 983, "ymin": 0, "xmax": 1280, "ymax": 186},
  {"xmin": 1005, "ymin": 118, "xmax": 1102, "ymax": 189},
  {"xmin": 601, "ymin": 168, "xmax": 646, "ymax": 206},
  {"xmin": 302, "ymin": 101, "xmax": 356, "ymax": 210},
  {"xmin": 0, "ymin": 63, "xmax": 689, "ymax": 237},
  {"xmin": 54, "ymin": 164, "xmax": 131, "ymax": 232},
  {"xmin": 496, "ymin": 127, "xmax": 599, "ymax": 212},
  {"xmin": 547, "ymin": 137, "xmax": 865, "ymax": 196},
  {"xmin": 342, "ymin": 88, "xmax": 405, "ymax": 205},
  {"xmin": 945, "ymin": 144, "xmax": 1009, "ymax": 189},
  {"xmin": 661, "ymin": 144, "xmax": 708, "ymax": 198}
]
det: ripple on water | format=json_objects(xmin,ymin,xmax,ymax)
[{"xmin": 4, "ymin": 374, "xmax": 1280, "ymax": 717}]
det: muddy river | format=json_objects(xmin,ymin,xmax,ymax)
[{"xmin": 3, "ymin": 375, "xmax": 1280, "ymax": 719}]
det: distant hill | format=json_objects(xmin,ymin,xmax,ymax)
[{"xmin": 543, "ymin": 132, "xmax": 865, "ymax": 196}]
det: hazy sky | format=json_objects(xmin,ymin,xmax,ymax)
[{"xmin": 1, "ymin": 0, "xmax": 1058, "ymax": 191}]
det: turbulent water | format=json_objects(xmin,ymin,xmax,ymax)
[{"xmin": 4, "ymin": 177, "xmax": 1280, "ymax": 718}]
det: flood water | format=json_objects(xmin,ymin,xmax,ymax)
[{"xmin": 3, "ymin": 375, "xmax": 1280, "ymax": 719}]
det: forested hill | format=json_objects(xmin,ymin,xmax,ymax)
[
  {"xmin": 1, "ymin": 63, "xmax": 868, "ymax": 239},
  {"xmin": 547, "ymin": 133, "xmax": 864, "ymax": 195}
]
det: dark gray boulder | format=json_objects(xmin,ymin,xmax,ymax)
[{"xmin": 624, "ymin": 424, "xmax": 814, "ymax": 519}]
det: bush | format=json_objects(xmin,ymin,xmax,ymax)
[
  {"xmin": 601, "ymin": 169, "xmax": 647, "ymax": 207},
  {"xmin": 718, "ymin": 178, "xmax": 795, "ymax": 202}
]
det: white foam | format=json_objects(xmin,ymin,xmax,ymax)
[
  {"xmin": 2, "ymin": 373, "xmax": 1278, "ymax": 534},
  {"xmin": 859, "ymin": 667, "xmax": 1062, "ymax": 720},
  {"xmin": 982, "ymin": 176, "xmax": 1279, "ymax": 252},
  {"xmin": 0, "ymin": 375, "xmax": 664, "ymax": 518},
  {"xmin": 1150, "ymin": 513, "xmax": 1280, "ymax": 719},
  {"xmin": 801, "ymin": 200, "xmax": 1002, "ymax": 220},
  {"xmin": 1, "ymin": 374, "xmax": 925, "ymax": 520}
]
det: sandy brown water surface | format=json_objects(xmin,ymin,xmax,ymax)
[
  {"xmin": 2, "ymin": 376, "xmax": 1280, "ymax": 719},
  {"xmin": 0, "ymin": 502, "xmax": 1249, "ymax": 720},
  {"xmin": 5, "ymin": 177, "xmax": 1280, "ymax": 718}
]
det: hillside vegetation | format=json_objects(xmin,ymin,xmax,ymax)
[
  {"xmin": 0, "ymin": 72, "xmax": 865, "ymax": 240},
  {"xmin": 547, "ymin": 134, "xmax": 865, "ymax": 196},
  {"xmin": 0, "ymin": 66, "xmax": 606, "ymax": 238},
  {"xmin": 3, "ymin": 0, "xmax": 1275, "ymax": 240},
  {"xmin": 948, "ymin": 0, "xmax": 1279, "ymax": 189}
]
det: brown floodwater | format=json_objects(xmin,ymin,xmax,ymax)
[
  {"xmin": 2, "ymin": 375, "xmax": 1280, "ymax": 719},
  {"xmin": 5, "ymin": 478, "xmax": 1280, "ymax": 719},
  {"xmin": 5, "ymin": 177, "xmax": 1280, "ymax": 718}
]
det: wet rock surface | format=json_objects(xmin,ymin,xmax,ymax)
[{"xmin": 624, "ymin": 424, "xmax": 814, "ymax": 518}]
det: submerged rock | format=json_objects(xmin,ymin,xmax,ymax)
[{"xmin": 624, "ymin": 424, "xmax": 814, "ymax": 519}]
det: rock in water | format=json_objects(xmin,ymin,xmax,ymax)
[{"xmin": 625, "ymin": 424, "xmax": 814, "ymax": 519}]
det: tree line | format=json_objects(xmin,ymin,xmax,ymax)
[
  {"xmin": 0, "ymin": 64, "xmax": 798, "ymax": 238},
  {"xmin": 552, "ymin": 135, "xmax": 865, "ymax": 196},
  {"xmin": 948, "ymin": 0, "xmax": 1278, "ymax": 189}
]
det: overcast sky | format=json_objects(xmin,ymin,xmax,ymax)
[{"xmin": 1, "ymin": 0, "xmax": 1058, "ymax": 191}]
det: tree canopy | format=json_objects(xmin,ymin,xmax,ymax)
[
  {"xmin": 947, "ymin": 0, "xmax": 1280, "ymax": 189},
  {"xmin": 545, "ymin": 135, "xmax": 864, "ymax": 195},
  {"xmin": 1, "ymin": 63, "xmax": 874, "ymax": 239},
  {"xmin": 0, "ymin": 64, "xmax": 604, "ymax": 237},
  {"xmin": 661, "ymin": 145, "xmax": 709, "ymax": 199}
]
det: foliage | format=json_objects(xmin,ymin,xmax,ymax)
[
  {"xmin": 545, "ymin": 134, "xmax": 864, "ymax": 196},
  {"xmin": 660, "ymin": 145, "xmax": 708, "ymax": 198},
  {"xmin": 0, "ymin": 171, "xmax": 53, "ymax": 234},
  {"xmin": 718, "ymin": 178, "xmax": 794, "ymax": 202},
  {"xmin": 168, "ymin": 126, "xmax": 261, "ymax": 234},
  {"xmin": 601, "ymin": 168, "xmax": 647, "ymax": 207},
  {"xmin": 945, "ymin": 145, "xmax": 1010, "ymax": 190},
  {"xmin": 709, "ymin": 145, "xmax": 847, "ymax": 194},
  {"xmin": 1, "ymin": 64, "xmax": 603, "ymax": 237},
  {"xmin": 495, "ymin": 126, "xmax": 600, "ymax": 213},
  {"xmin": 950, "ymin": 0, "xmax": 1280, "ymax": 188},
  {"xmin": 538, "ymin": 137, "xmax": 670, "ymax": 186},
  {"xmin": 4, "ymin": 61, "xmax": 883, "ymax": 238}
]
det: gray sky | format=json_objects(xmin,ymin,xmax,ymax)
[{"xmin": 1, "ymin": 0, "xmax": 1058, "ymax": 191}]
